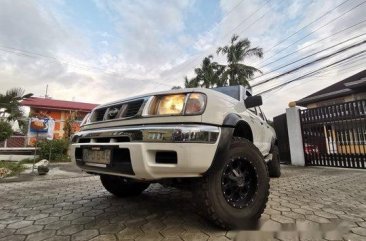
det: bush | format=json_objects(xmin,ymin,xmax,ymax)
[
  {"xmin": 0, "ymin": 161, "xmax": 26, "ymax": 177},
  {"xmin": 0, "ymin": 121, "xmax": 13, "ymax": 142},
  {"xmin": 37, "ymin": 139, "xmax": 70, "ymax": 162}
]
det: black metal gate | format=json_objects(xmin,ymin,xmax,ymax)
[
  {"xmin": 300, "ymin": 99, "xmax": 366, "ymax": 169},
  {"xmin": 273, "ymin": 113, "xmax": 291, "ymax": 164}
]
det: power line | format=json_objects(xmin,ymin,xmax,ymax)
[
  {"xmin": 221, "ymin": 0, "xmax": 271, "ymax": 40},
  {"xmin": 257, "ymin": 19, "xmax": 366, "ymax": 69},
  {"xmin": 262, "ymin": 0, "xmax": 353, "ymax": 55},
  {"xmin": 261, "ymin": 52, "xmax": 366, "ymax": 99},
  {"xmin": 256, "ymin": 51, "xmax": 366, "ymax": 95},
  {"xmin": 252, "ymin": 40, "xmax": 366, "ymax": 87},
  {"xmin": 263, "ymin": 59, "xmax": 366, "ymax": 100},
  {"xmin": 256, "ymin": 0, "xmax": 366, "ymax": 66},
  {"xmin": 253, "ymin": 33, "xmax": 366, "ymax": 80},
  {"xmin": 169, "ymin": 0, "xmax": 272, "ymax": 76},
  {"xmin": 235, "ymin": 1, "xmax": 273, "ymax": 37}
]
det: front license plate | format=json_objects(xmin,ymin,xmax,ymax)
[{"xmin": 83, "ymin": 149, "xmax": 111, "ymax": 164}]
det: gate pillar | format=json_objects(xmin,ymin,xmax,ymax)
[{"xmin": 286, "ymin": 106, "xmax": 305, "ymax": 166}]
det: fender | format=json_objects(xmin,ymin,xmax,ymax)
[
  {"xmin": 204, "ymin": 126, "xmax": 234, "ymax": 174},
  {"xmin": 222, "ymin": 113, "xmax": 241, "ymax": 127},
  {"xmin": 206, "ymin": 113, "xmax": 251, "ymax": 174}
]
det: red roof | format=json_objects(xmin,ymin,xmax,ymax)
[{"xmin": 21, "ymin": 97, "xmax": 98, "ymax": 112}]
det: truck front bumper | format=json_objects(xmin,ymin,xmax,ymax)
[{"xmin": 70, "ymin": 125, "xmax": 220, "ymax": 180}]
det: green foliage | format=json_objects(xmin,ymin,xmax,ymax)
[
  {"xmin": 0, "ymin": 87, "xmax": 33, "ymax": 122},
  {"xmin": 0, "ymin": 161, "xmax": 27, "ymax": 177},
  {"xmin": 184, "ymin": 34, "xmax": 263, "ymax": 88},
  {"xmin": 37, "ymin": 139, "xmax": 70, "ymax": 162},
  {"xmin": 0, "ymin": 121, "xmax": 13, "ymax": 142}
]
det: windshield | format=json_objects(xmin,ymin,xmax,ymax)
[{"xmin": 212, "ymin": 86, "xmax": 241, "ymax": 100}]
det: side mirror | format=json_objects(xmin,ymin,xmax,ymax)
[{"xmin": 244, "ymin": 95, "xmax": 263, "ymax": 108}]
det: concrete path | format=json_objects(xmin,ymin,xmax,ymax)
[{"xmin": 0, "ymin": 165, "xmax": 365, "ymax": 241}]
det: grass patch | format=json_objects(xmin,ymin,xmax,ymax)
[{"xmin": 0, "ymin": 161, "xmax": 27, "ymax": 177}]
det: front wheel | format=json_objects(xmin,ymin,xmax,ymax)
[
  {"xmin": 194, "ymin": 137, "xmax": 270, "ymax": 229},
  {"xmin": 100, "ymin": 175, "xmax": 150, "ymax": 197}
]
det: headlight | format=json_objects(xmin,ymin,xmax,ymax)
[
  {"xmin": 145, "ymin": 93, "xmax": 206, "ymax": 116},
  {"xmin": 154, "ymin": 94, "xmax": 186, "ymax": 115},
  {"xmin": 185, "ymin": 93, "xmax": 206, "ymax": 115}
]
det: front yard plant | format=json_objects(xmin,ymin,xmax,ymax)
[
  {"xmin": 37, "ymin": 139, "xmax": 70, "ymax": 162},
  {"xmin": 0, "ymin": 161, "xmax": 26, "ymax": 178},
  {"xmin": 0, "ymin": 121, "xmax": 13, "ymax": 142}
]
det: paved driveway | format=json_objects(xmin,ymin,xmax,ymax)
[{"xmin": 0, "ymin": 166, "xmax": 365, "ymax": 241}]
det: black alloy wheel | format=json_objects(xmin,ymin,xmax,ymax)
[{"xmin": 221, "ymin": 157, "xmax": 258, "ymax": 209}]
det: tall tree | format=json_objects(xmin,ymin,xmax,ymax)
[
  {"xmin": 217, "ymin": 34, "xmax": 263, "ymax": 87},
  {"xmin": 185, "ymin": 55, "xmax": 225, "ymax": 88},
  {"xmin": 184, "ymin": 76, "xmax": 199, "ymax": 88},
  {"xmin": 0, "ymin": 88, "xmax": 33, "ymax": 121}
]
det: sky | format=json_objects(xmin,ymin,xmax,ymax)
[{"xmin": 0, "ymin": 0, "xmax": 365, "ymax": 119}]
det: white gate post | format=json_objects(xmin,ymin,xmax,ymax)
[{"xmin": 286, "ymin": 106, "xmax": 305, "ymax": 166}]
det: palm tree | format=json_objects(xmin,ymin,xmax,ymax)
[
  {"xmin": 0, "ymin": 88, "xmax": 33, "ymax": 121},
  {"xmin": 185, "ymin": 55, "xmax": 225, "ymax": 88},
  {"xmin": 184, "ymin": 76, "xmax": 199, "ymax": 88},
  {"xmin": 217, "ymin": 34, "xmax": 263, "ymax": 87}
]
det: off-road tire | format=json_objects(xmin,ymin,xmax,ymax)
[
  {"xmin": 267, "ymin": 145, "xmax": 281, "ymax": 178},
  {"xmin": 194, "ymin": 137, "xmax": 270, "ymax": 229},
  {"xmin": 100, "ymin": 175, "xmax": 150, "ymax": 197}
]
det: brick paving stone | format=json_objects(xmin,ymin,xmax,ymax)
[
  {"xmin": 0, "ymin": 166, "xmax": 365, "ymax": 241},
  {"xmin": 99, "ymin": 223, "xmax": 125, "ymax": 234},
  {"xmin": 180, "ymin": 232, "xmax": 209, "ymax": 241},
  {"xmin": 71, "ymin": 216, "xmax": 95, "ymax": 225},
  {"xmin": 56, "ymin": 225, "xmax": 84, "ymax": 236},
  {"xmin": 357, "ymin": 221, "xmax": 366, "ymax": 228},
  {"xmin": 0, "ymin": 217, "xmax": 25, "ymax": 225},
  {"xmin": 90, "ymin": 234, "xmax": 117, "ymax": 241},
  {"xmin": 207, "ymin": 236, "xmax": 231, "ymax": 241},
  {"xmin": 50, "ymin": 210, "xmax": 72, "ymax": 217},
  {"xmin": 0, "ymin": 229, "xmax": 15, "ymax": 239},
  {"xmin": 304, "ymin": 215, "xmax": 330, "ymax": 224},
  {"xmin": 270, "ymin": 215, "xmax": 294, "ymax": 224},
  {"xmin": 7, "ymin": 220, "xmax": 33, "ymax": 229},
  {"xmin": 351, "ymin": 227, "xmax": 366, "ymax": 236},
  {"xmin": 43, "ymin": 236, "xmax": 71, "ymax": 241},
  {"xmin": 161, "ymin": 238, "xmax": 184, "ymax": 241},
  {"xmin": 60, "ymin": 213, "xmax": 84, "ymax": 221},
  {"xmin": 117, "ymin": 227, "xmax": 143, "ymax": 240},
  {"xmin": 34, "ymin": 217, "xmax": 60, "ymax": 225},
  {"xmin": 16, "ymin": 225, "xmax": 44, "ymax": 235},
  {"xmin": 44, "ymin": 221, "xmax": 71, "ymax": 230},
  {"xmin": 71, "ymin": 230, "xmax": 99, "ymax": 241},
  {"xmin": 84, "ymin": 219, "xmax": 110, "ymax": 230},
  {"xmin": 25, "ymin": 230, "xmax": 55, "ymax": 241},
  {"xmin": 25, "ymin": 213, "xmax": 49, "ymax": 221},
  {"xmin": 135, "ymin": 232, "xmax": 164, "ymax": 241},
  {"xmin": 343, "ymin": 233, "xmax": 365, "ymax": 241},
  {"xmin": 0, "ymin": 234, "xmax": 26, "ymax": 241},
  {"xmin": 160, "ymin": 226, "xmax": 186, "ymax": 238}
]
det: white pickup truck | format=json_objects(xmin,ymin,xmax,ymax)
[{"xmin": 70, "ymin": 85, "xmax": 281, "ymax": 229}]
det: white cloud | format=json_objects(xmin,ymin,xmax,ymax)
[{"xmin": 0, "ymin": 0, "xmax": 365, "ymax": 120}]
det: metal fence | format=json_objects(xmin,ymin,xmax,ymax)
[
  {"xmin": 0, "ymin": 136, "xmax": 32, "ymax": 148},
  {"xmin": 300, "ymin": 99, "xmax": 366, "ymax": 169}
]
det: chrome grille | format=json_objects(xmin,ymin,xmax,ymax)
[
  {"xmin": 125, "ymin": 100, "xmax": 144, "ymax": 117},
  {"xmin": 91, "ymin": 99, "xmax": 144, "ymax": 122},
  {"xmin": 93, "ymin": 109, "xmax": 106, "ymax": 122}
]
